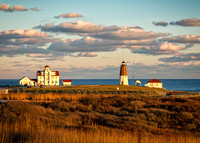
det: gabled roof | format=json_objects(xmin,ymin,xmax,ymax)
[
  {"xmin": 19, "ymin": 76, "xmax": 30, "ymax": 81},
  {"xmin": 63, "ymin": 80, "xmax": 72, "ymax": 82},
  {"xmin": 44, "ymin": 65, "xmax": 49, "ymax": 68},
  {"xmin": 30, "ymin": 79, "xmax": 37, "ymax": 82},
  {"xmin": 147, "ymin": 79, "xmax": 162, "ymax": 83}
]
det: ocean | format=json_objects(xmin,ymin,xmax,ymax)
[{"xmin": 0, "ymin": 79, "xmax": 200, "ymax": 92}]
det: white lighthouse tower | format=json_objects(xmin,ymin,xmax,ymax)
[{"xmin": 119, "ymin": 61, "xmax": 129, "ymax": 85}]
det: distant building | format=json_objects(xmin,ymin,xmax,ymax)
[
  {"xmin": 19, "ymin": 65, "xmax": 59, "ymax": 86},
  {"xmin": 62, "ymin": 80, "xmax": 72, "ymax": 86},
  {"xmin": 37, "ymin": 65, "xmax": 59, "ymax": 86},
  {"xmin": 0, "ymin": 88, "xmax": 8, "ymax": 94},
  {"xmin": 135, "ymin": 80, "xmax": 141, "ymax": 86},
  {"xmin": 119, "ymin": 61, "xmax": 129, "ymax": 85},
  {"xmin": 145, "ymin": 79, "xmax": 163, "ymax": 88},
  {"xmin": 19, "ymin": 77, "xmax": 37, "ymax": 86}
]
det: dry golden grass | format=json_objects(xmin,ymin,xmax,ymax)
[
  {"xmin": 1, "ymin": 120, "xmax": 200, "ymax": 143},
  {"xmin": 1, "ymin": 93, "xmax": 200, "ymax": 142}
]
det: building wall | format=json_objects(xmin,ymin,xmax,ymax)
[
  {"xmin": 0, "ymin": 88, "xmax": 8, "ymax": 94},
  {"xmin": 37, "ymin": 68, "xmax": 59, "ymax": 86},
  {"xmin": 120, "ymin": 75, "xmax": 129, "ymax": 85},
  {"xmin": 37, "ymin": 75, "xmax": 59, "ymax": 86},
  {"xmin": 19, "ymin": 77, "xmax": 31, "ymax": 86},
  {"xmin": 19, "ymin": 77, "xmax": 37, "ymax": 86},
  {"xmin": 63, "ymin": 82, "xmax": 71, "ymax": 86},
  {"xmin": 145, "ymin": 83, "xmax": 162, "ymax": 88}
]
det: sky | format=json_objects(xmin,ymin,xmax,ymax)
[{"xmin": 0, "ymin": 0, "xmax": 200, "ymax": 79}]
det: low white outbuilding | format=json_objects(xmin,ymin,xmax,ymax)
[
  {"xmin": 135, "ymin": 80, "xmax": 141, "ymax": 86},
  {"xmin": 145, "ymin": 79, "xmax": 163, "ymax": 88},
  {"xmin": 0, "ymin": 88, "xmax": 8, "ymax": 94},
  {"xmin": 62, "ymin": 80, "xmax": 72, "ymax": 86},
  {"xmin": 19, "ymin": 77, "xmax": 37, "ymax": 86}
]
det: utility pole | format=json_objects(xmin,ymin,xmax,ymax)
[{"xmin": 132, "ymin": 72, "xmax": 134, "ymax": 86}]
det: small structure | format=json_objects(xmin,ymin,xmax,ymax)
[
  {"xmin": 63, "ymin": 80, "xmax": 72, "ymax": 86},
  {"xmin": 119, "ymin": 61, "xmax": 129, "ymax": 85},
  {"xmin": 19, "ymin": 77, "xmax": 37, "ymax": 86},
  {"xmin": 145, "ymin": 79, "xmax": 163, "ymax": 88},
  {"xmin": 135, "ymin": 80, "xmax": 141, "ymax": 86},
  {"xmin": 0, "ymin": 88, "xmax": 8, "ymax": 94}
]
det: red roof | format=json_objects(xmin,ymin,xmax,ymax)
[
  {"xmin": 54, "ymin": 71, "xmax": 59, "ymax": 76},
  {"xmin": 63, "ymin": 80, "xmax": 72, "ymax": 82},
  {"xmin": 147, "ymin": 79, "xmax": 162, "ymax": 83},
  {"xmin": 30, "ymin": 79, "xmax": 37, "ymax": 82},
  {"xmin": 44, "ymin": 65, "xmax": 49, "ymax": 68}
]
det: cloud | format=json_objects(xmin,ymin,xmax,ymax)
[
  {"xmin": 159, "ymin": 53, "xmax": 200, "ymax": 63},
  {"xmin": 55, "ymin": 12, "xmax": 83, "ymax": 18},
  {"xmin": 35, "ymin": 20, "xmax": 120, "ymax": 34},
  {"xmin": 30, "ymin": 7, "xmax": 41, "ymax": 12},
  {"xmin": 0, "ymin": 4, "xmax": 11, "ymax": 12},
  {"xmin": 170, "ymin": 18, "xmax": 200, "ymax": 26},
  {"xmin": 132, "ymin": 42, "xmax": 184, "ymax": 55},
  {"xmin": 161, "ymin": 35, "xmax": 200, "ymax": 44},
  {"xmin": 0, "ymin": 29, "xmax": 48, "ymax": 38},
  {"xmin": 76, "ymin": 52, "xmax": 97, "ymax": 57},
  {"xmin": 26, "ymin": 54, "xmax": 53, "ymax": 58},
  {"xmin": 0, "ymin": 29, "xmax": 60, "ymax": 57},
  {"xmin": 152, "ymin": 21, "xmax": 168, "ymax": 26},
  {"xmin": 0, "ymin": 4, "xmax": 40, "ymax": 12},
  {"xmin": 48, "ymin": 37, "xmax": 117, "ymax": 53},
  {"xmin": 91, "ymin": 26, "xmax": 169, "ymax": 40},
  {"xmin": 13, "ymin": 5, "xmax": 28, "ymax": 11}
]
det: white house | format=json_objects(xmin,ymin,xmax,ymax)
[
  {"xmin": 145, "ymin": 79, "xmax": 163, "ymax": 88},
  {"xmin": 135, "ymin": 80, "xmax": 141, "ymax": 86},
  {"xmin": 62, "ymin": 80, "xmax": 72, "ymax": 86},
  {"xmin": 37, "ymin": 65, "xmax": 59, "ymax": 86},
  {"xmin": 19, "ymin": 77, "xmax": 37, "ymax": 86},
  {"xmin": 119, "ymin": 61, "xmax": 129, "ymax": 85},
  {"xmin": 19, "ymin": 65, "xmax": 60, "ymax": 86}
]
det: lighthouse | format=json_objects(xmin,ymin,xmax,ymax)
[{"xmin": 119, "ymin": 61, "xmax": 129, "ymax": 85}]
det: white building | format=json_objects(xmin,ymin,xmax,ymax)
[
  {"xmin": 119, "ymin": 61, "xmax": 129, "ymax": 85},
  {"xmin": 62, "ymin": 80, "xmax": 72, "ymax": 86},
  {"xmin": 145, "ymin": 79, "xmax": 163, "ymax": 88},
  {"xmin": 19, "ymin": 65, "xmax": 59, "ymax": 86},
  {"xmin": 37, "ymin": 65, "xmax": 59, "ymax": 86},
  {"xmin": 19, "ymin": 77, "xmax": 37, "ymax": 86},
  {"xmin": 135, "ymin": 80, "xmax": 141, "ymax": 86}
]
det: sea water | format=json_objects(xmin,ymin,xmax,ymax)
[{"xmin": 0, "ymin": 79, "xmax": 199, "ymax": 92}]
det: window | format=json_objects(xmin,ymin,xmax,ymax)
[{"xmin": 55, "ymin": 81, "xmax": 57, "ymax": 83}]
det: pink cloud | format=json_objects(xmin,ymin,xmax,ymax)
[
  {"xmin": 0, "ymin": 4, "xmax": 11, "ymax": 11},
  {"xmin": 55, "ymin": 12, "xmax": 83, "ymax": 18},
  {"xmin": 0, "ymin": 4, "xmax": 40, "ymax": 12},
  {"xmin": 1, "ymin": 29, "xmax": 48, "ymax": 38},
  {"xmin": 76, "ymin": 52, "xmax": 97, "ymax": 57},
  {"xmin": 13, "ymin": 5, "xmax": 28, "ymax": 11},
  {"xmin": 159, "ymin": 42, "xmax": 184, "ymax": 51}
]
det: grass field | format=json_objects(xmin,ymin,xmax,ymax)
[{"xmin": 0, "ymin": 92, "xmax": 200, "ymax": 142}]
